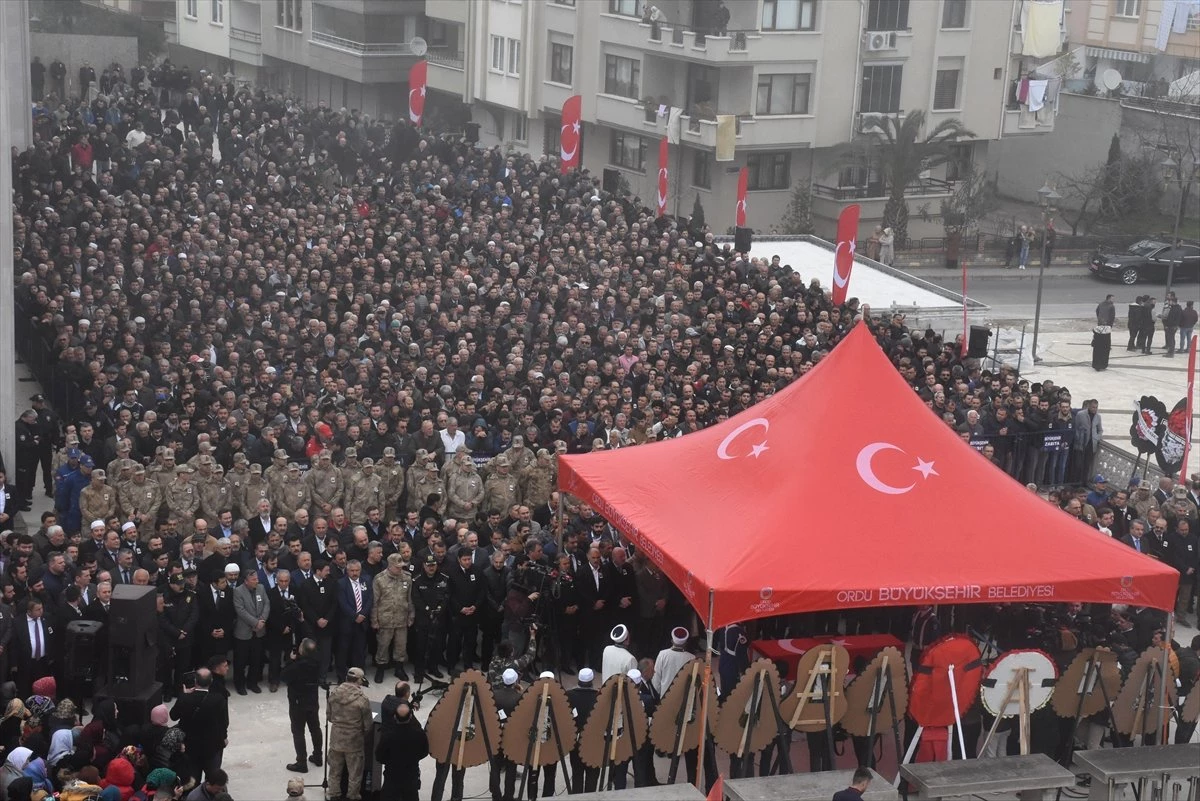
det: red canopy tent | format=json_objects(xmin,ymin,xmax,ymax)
[{"xmin": 558, "ymin": 324, "xmax": 1178, "ymax": 632}]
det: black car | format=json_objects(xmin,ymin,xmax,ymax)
[{"xmin": 1090, "ymin": 239, "xmax": 1200, "ymax": 285}]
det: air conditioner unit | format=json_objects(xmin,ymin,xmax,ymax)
[{"xmin": 865, "ymin": 31, "xmax": 897, "ymax": 51}]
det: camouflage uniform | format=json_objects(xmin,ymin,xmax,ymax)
[
  {"xmin": 378, "ymin": 449, "xmax": 405, "ymax": 519},
  {"xmin": 165, "ymin": 467, "xmax": 201, "ymax": 535},
  {"xmin": 482, "ymin": 459, "xmax": 520, "ymax": 517},
  {"xmin": 307, "ymin": 455, "xmax": 344, "ymax": 516},
  {"xmin": 79, "ymin": 471, "xmax": 119, "ymax": 524},
  {"xmin": 502, "ymin": 440, "xmax": 536, "ymax": 474},
  {"xmin": 149, "ymin": 450, "xmax": 178, "ymax": 490},
  {"xmin": 277, "ymin": 465, "xmax": 312, "ymax": 519},
  {"xmin": 371, "ymin": 557, "xmax": 413, "ymax": 667},
  {"xmin": 106, "ymin": 444, "xmax": 134, "ymax": 480},
  {"xmin": 264, "ymin": 450, "xmax": 290, "ymax": 502},
  {"xmin": 241, "ymin": 466, "xmax": 272, "ymax": 515},
  {"xmin": 445, "ymin": 455, "xmax": 484, "ymax": 520},
  {"xmin": 225, "ymin": 456, "xmax": 252, "ymax": 517},
  {"xmin": 407, "ymin": 457, "xmax": 443, "ymax": 513},
  {"xmin": 326, "ymin": 679, "xmax": 373, "ymax": 801},
  {"xmin": 119, "ymin": 468, "xmax": 163, "ymax": 538},
  {"xmin": 346, "ymin": 460, "xmax": 384, "ymax": 523},
  {"xmin": 519, "ymin": 451, "xmax": 555, "ymax": 508},
  {"xmin": 200, "ymin": 468, "xmax": 237, "ymax": 526}
]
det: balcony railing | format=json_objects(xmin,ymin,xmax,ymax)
[
  {"xmin": 813, "ymin": 177, "xmax": 955, "ymax": 201},
  {"xmin": 310, "ymin": 30, "xmax": 419, "ymax": 55},
  {"xmin": 427, "ymin": 48, "xmax": 464, "ymax": 69},
  {"xmin": 646, "ymin": 22, "xmax": 752, "ymax": 52},
  {"xmin": 855, "ymin": 110, "xmax": 906, "ymax": 134},
  {"xmin": 230, "ymin": 27, "xmax": 262, "ymax": 43}
]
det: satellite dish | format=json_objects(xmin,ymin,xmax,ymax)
[
  {"xmin": 410, "ymin": 36, "xmax": 428, "ymax": 57},
  {"xmin": 1102, "ymin": 68, "xmax": 1123, "ymax": 91}
]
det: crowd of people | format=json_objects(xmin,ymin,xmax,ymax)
[{"xmin": 3, "ymin": 57, "xmax": 1199, "ymax": 799}]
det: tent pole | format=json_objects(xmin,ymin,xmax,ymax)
[
  {"xmin": 556, "ymin": 491, "xmax": 565, "ymax": 553},
  {"xmin": 1159, "ymin": 611, "xmax": 1174, "ymax": 745},
  {"xmin": 696, "ymin": 589, "xmax": 715, "ymax": 793}
]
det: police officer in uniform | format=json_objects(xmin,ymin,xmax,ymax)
[
  {"xmin": 411, "ymin": 553, "xmax": 449, "ymax": 682},
  {"xmin": 15, "ymin": 409, "xmax": 41, "ymax": 509},
  {"xmin": 31, "ymin": 395, "xmax": 60, "ymax": 498},
  {"xmin": 161, "ymin": 571, "xmax": 199, "ymax": 698}
]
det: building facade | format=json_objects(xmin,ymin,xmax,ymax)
[{"xmin": 1065, "ymin": 0, "xmax": 1200, "ymax": 98}]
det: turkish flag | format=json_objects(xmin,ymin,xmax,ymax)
[
  {"xmin": 560, "ymin": 95, "xmax": 582, "ymax": 174},
  {"xmin": 706, "ymin": 776, "xmax": 724, "ymax": 801},
  {"xmin": 734, "ymin": 167, "xmax": 748, "ymax": 227},
  {"xmin": 831, "ymin": 203, "xmax": 861, "ymax": 306},
  {"xmin": 657, "ymin": 138, "xmax": 669, "ymax": 217},
  {"xmin": 408, "ymin": 60, "xmax": 427, "ymax": 126}
]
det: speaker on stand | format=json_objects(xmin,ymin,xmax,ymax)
[
  {"xmin": 967, "ymin": 325, "xmax": 991, "ymax": 359},
  {"xmin": 99, "ymin": 585, "xmax": 162, "ymax": 725},
  {"xmin": 734, "ymin": 226, "xmax": 753, "ymax": 253}
]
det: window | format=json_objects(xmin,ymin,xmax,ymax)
[
  {"xmin": 761, "ymin": 0, "xmax": 817, "ymax": 31},
  {"xmin": 604, "ymin": 55, "xmax": 641, "ymax": 98},
  {"xmin": 490, "ymin": 35, "xmax": 505, "ymax": 72},
  {"xmin": 550, "ymin": 43, "xmax": 573, "ymax": 84},
  {"xmin": 692, "ymin": 150, "xmax": 711, "ymax": 189},
  {"xmin": 507, "ymin": 38, "xmax": 522, "ymax": 75},
  {"xmin": 512, "ymin": 113, "xmax": 528, "ymax": 142},
  {"xmin": 610, "ymin": 132, "xmax": 648, "ymax": 171},
  {"xmin": 747, "ymin": 153, "xmax": 791, "ymax": 190},
  {"xmin": 945, "ymin": 143, "xmax": 972, "ymax": 181},
  {"xmin": 608, "ymin": 0, "xmax": 640, "ymax": 16},
  {"xmin": 551, "ymin": 0, "xmax": 576, "ymax": 5},
  {"xmin": 210, "ymin": 0, "xmax": 223, "ymax": 24},
  {"xmin": 185, "ymin": 0, "xmax": 197, "ymax": 18},
  {"xmin": 933, "ymin": 60, "xmax": 961, "ymax": 110},
  {"xmin": 277, "ymin": 0, "xmax": 302, "ymax": 30},
  {"xmin": 756, "ymin": 73, "xmax": 811, "ymax": 115},
  {"xmin": 866, "ymin": 0, "xmax": 908, "ymax": 30},
  {"xmin": 860, "ymin": 64, "xmax": 903, "ymax": 113},
  {"xmin": 1115, "ymin": 0, "xmax": 1140, "ymax": 17},
  {"xmin": 941, "ymin": 0, "xmax": 967, "ymax": 28}
]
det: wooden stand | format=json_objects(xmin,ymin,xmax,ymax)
[
  {"xmin": 515, "ymin": 681, "xmax": 574, "ymax": 800},
  {"xmin": 980, "ymin": 666, "xmax": 1032, "ymax": 756},
  {"xmin": 862, "ymin": 652, "xmax": 904, "ymax": 773}
]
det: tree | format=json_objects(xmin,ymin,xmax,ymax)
[
  {"xmin": 936, "ymin": 166, "xmax": 998, "ymax": 265},
  {"xmin": 1054, "ymin": 149, "xmax": 1161, "ymax": 235},
  {"xmin": 778, "ymin": 182, "xmax": 814, "ymax": 235},
  {"xmin": 833, "ymin": 110, "xmax": 974, "ymax": 245}
]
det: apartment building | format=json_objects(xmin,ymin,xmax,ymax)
[
  {"xmin": 424, "ymin": 0, "xmax": 1066, "ymax": 237},
  {"xmin": 169, "ymin": 0, "xmax": 426, "ymax": 119},
  {"xmin": 1065, "ymin": 0, "xmax": 1200, "ymax": 98}
]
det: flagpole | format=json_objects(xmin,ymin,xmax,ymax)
[
  {"xmin": 696, "ymin": 589, "xmax": 715, "ymax": 793},
  {"xmin": 961, "ymin": 258, "xmax": 969, "ymax": 359},
  {"xmin": 1179, "ymin": 336, "xmax": 1197, "ymax": 483}
]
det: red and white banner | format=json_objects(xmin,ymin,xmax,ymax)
[
  {"xmin": 560, "ymin": 95, "xmax": 582, "ymax": 174},
  {"xmin": 1181, "ymin": 335, "xmax": 1197, "ymax": 483},
  {"xmin": 656, "ymin": 138, "xmax": 669, "ymax": 217},
  {"xmin": 408, "ymin": 60, "xmax": 427, "ymax": 126},
  {"xmin": 830, "ymin": 204, "xmax": 861, "ymax": 306},
  {"xmin": 734, "ymin": 167, "xmax": 748, "ymax": 227}
]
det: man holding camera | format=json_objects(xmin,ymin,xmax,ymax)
[{"xmin": 283, "ymin": 638, "xmax": 324, "ymax": 774}]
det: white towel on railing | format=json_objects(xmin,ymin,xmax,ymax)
[{"xmin": 1027, "ymin": 80, "xmax": 1049, "ymax": 112}]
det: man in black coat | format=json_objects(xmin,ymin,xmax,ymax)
[
  {"xmin": 375, "ymin": 702, "xmax": 429, "ymax": 801},
  {"xmin": 267, "ymin": 569, "xmax": 302, "ymax": 691},
  {"xmin": 282, "ymin": 638, "xmax": 324, "ymax": 773},
  {"xmin": 567, "ymin": 668, "xmax": 601, "ymax": 793},
  {"xmin": 170, "ymin": 667, "xmax": 229, "ymax": 782},
  {"xmin": 574, "ymin": 546, "xmax": 612, "ymax": 670},
  {"xmin": 13, "ymin": 597, "xmax": 56, "ymax": 696},
  {"xmin": 297, "ymin": 560, "xmax": 338, "ymax": 681},
  {"xmin": 444, "ymin": 548, "xmax": 483, "ymax": 671},
  {"xmin": 196, "ymin": 576, "xmax": 235, "ymax": 667}
]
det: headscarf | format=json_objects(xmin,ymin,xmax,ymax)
[
  {"xmin": 158, "ymin": 727, "xmax": 185, "ymax": 755},
  {"xmin": 23, "ymin": 696, "xmax": 54, "ymax": 722},
  {"xmin": 2, "ymin": 699, "xmax": 28, "ymax": 721},
  {"xmin": 98, "ymin": 787, "xmax": 122, "ymax": 801},
  {"xmin": 4, "ymin": 777, "xmax": 32, "ymax": 801},
  {"xmin": 30, "ymin": 677, "xmax": 56, "ymax": 701},
  {"xmin": 22, "ymin": 757, "xmax": 52, "ymax": 792},
  {"xmin": 52, "ymin": 698, "xmax": 78, "ymax": 726},
  {"xmin": 144, "ymin": 767, "xmax": 177, "ymax": 790},
  {"xmin": 5, "ymin": 746, "xmax": 33, "ymax": 771},
  {"xmin": 48, "ymin": 728, "xmax": 76, "ymax": 767}
]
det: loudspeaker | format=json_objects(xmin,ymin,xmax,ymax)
[
  {"xmin": 602, "ymin": 168, "xmax": 620, "ymax": 194},
  {"xmin": 967, "ymin": 325, "xmax": 991, "ymax": 358},
  {"xmin": 109, "ymin": 584, "xmax": 157, "ymax": 648},
  {"xmin": 65, "ymin": 620, "xmax": 103, "ymax": 680},
  {"xmin": 734, "ymin": 226, "xmax": 753, "ymax": 253},
  {"xmin": 99, "ymin": 682, "xmax": 163, "ymax": 728},
  {"xmin": 464, "ymin": 122, "xmax": 480, "ymax": 144}
]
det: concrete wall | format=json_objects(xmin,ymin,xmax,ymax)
[
  {"xmin": 29, "ymin": 33, "xmax": 140, "ymax": 100},
  {"xmin": 2, "ymin": 0, "xmax": 33, "ymax": 149},
  {"xmin": 986, "ymin": 92, "xmax": 1123, "ymax": 205}
]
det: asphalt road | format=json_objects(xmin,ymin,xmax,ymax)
[{"xmin": 922, "ymin": 272, "xmax": 1138, "ymax": 324}]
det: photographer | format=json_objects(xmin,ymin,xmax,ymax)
[
  {"xmin": 170, "ymin": 667, "xmax": 228, "ymax": 784},
  {"xmin": 502, "ymin": 554, "xmax": 542, "ymax": 655},
  {"xmin": 282, "ymin": 638, "xmax": 323, "ymax": 774}
]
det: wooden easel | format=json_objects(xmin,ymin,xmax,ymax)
[
  {"xmin": 733, "ymin": 668, "xmax": 767, "ymax": 778},
  {"xmin": 786, "ymin": 647, "xmax": 842, "ymax": 770},
  {"xmin": 515, "ymin": 681, "xmax": 573, "ymax": 800},
  {"xmin": 980, "ymin": 666, "xmax": 1033, "ymax": 755},
  {"xmin": 1060, "ymin": 650, "xmax": 1119, "ymax": 768},
  {"xmin": 863, "ymin": 652, "xmax": 904, "ymax": 772},
  {"xmin": 666, "ymin": 661, "xmax": 701, "ymax": 784},
  {"xmin": 596, "ymin": 677, "xmax": 640, "ymax": 791}
]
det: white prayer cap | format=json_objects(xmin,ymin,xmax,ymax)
[
  {"xmin": 225, "ymin": 563, "xmax": 241, "ymax": 574},
  {"xmin": 671, "ymin": 627, "xmax": 689, "ymax": 646},
  {"xmin": 539, "ymin": 671, "xmax": 555, "ymax": 680},
  {"xmin": 502, "ymin": 668, "xmax": 519, "ymax": 686},
  {"xmin": 578, "ymin": 668, "xmax": 595, "ymax": 683},
  {"xmin": 610, "ymin": 624, "xmax": 629, "ymax": 643},
  {"xmin": 627, "ymin": 669, "xmax": 642, "ymax": 684},
  {"xmin": 91, "ymin": 520, "xmax": 106, "ymax": 530}
]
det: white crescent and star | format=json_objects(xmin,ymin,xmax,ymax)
[
  {"xmin": 855, "ymin": 442, "xmax": 937, "ymax": 495},
  {"xmin": 657, "ymin": 168, "xmax": 669, "ymax": 210},
  {"xmin": 560, "ymin": 122, "xmax": 578, "ymax": 163},
  {"xmin": 717, "ymin": 418, "xmax": 769, "ymax": 460},
  {"xmin": 833, "ymin": 239, "xmax": 855, "ymax": 288},
  {"xmin": 736, "ymin": 198, "xmax": 747, "ymax": 221}
]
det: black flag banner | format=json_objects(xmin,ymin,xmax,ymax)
[
  {"xmin": 1130, "ymin": 396, "xmax": 1167, "ymax": 455},
  {"xmin": 1155, "ymin": 397, "xmax": 1188, "ymax": 476}
]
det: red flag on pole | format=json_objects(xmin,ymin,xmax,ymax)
[
  {"xmin": 1180, "ymin": 335, "xmax": 1197, "ymax": 483},
  {"xmin": 961, "ymin": 260, "xmax": 969, "ymax": 358},
  {"xmin": 408, "ymin": 60, "xmax": 427, "ymax": 126},
  {"xmin": 560, "ymin": 95, "xmax": 582, "ymax": 174},
  {"xmin": 657, "ymin": 138, "xmax": 669, "ymax": 217},
  {"xmin": 830, "ymin": 204, "xmax": 861, "ymax": 306},
  {"xmin": 707, "ymin": 776, "xmax": 724, "ymax": 801},
  {"xmin": 735, "ymin": 168, "xmax": 748, "ymax": 227}
]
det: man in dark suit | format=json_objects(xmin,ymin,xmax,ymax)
[
  {"xmin": 0, "ymin": 476, "xmax": 19, "ymax": 530},
  {"xmin": 84, "ymin": 580, "xmax": 113, "ymax": 680},
  {"xmin": 574, "ymin": 546, "xmax": 612, "ymax": 670},
  {"xmin": 14, "ymin": 598, "xmax": 56, "ymax": 695},
  {"xmin": 297, "ymin": 560, "xmax": 337, "ymax": 681},
  {"xmin": 444, "ymin": 548, "xmax": 483, "ymax": 672},
  {"xmin": 335, "ymin": 560, "xmax": 373, "ymax": 681},
  {"xmin": 197, "ymin": 575, "xmax": 236, "ymax": 668},
  {"xmin": 267, "ymin": 569, "xmax": 301, "ymax": 691}
]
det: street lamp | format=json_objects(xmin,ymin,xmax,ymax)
[
  {"xmin": 1031, "ymin": 182, "xmax": 1061, "ymax": 363},
  {"xmin": 1160, "ymin": 155, "xmax": 1184, "ymax": 296}
]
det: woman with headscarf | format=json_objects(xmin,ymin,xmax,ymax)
[
  {"xmin": 141, "ymin": 705, "xmax": 170, "ymax": 767},
  {"xmin": 47, "ymin": 728, "xmax": 75, "ymax": 773},
  {"xmin": 0, "ymin": 701, "xmax": 29, "ymax": 756},
  {"xmin": 100, "ymin": 756, "xmax": 135, "ymax": 801},
  {"xmin": 150, "ymin": 728, "xmax": 190, "ymax": 791},
  {"xmin": 78, "ymin": 699, "xmax": 119, "ymax": 772},
  {"xmin": 19, "ymin": 757, "xmax": 51, "ymax": 796},
  {"xmin": 1, "ymin": 777, "xmax": 31, "ymax": 801},
  {"xmin": 0, "ymin": 747, "xmax": 33, "ymax": 800}
]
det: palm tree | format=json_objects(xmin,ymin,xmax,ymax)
[{"xmin": 836, "ymin": 110, "xmax": 974, "ymax": 245}]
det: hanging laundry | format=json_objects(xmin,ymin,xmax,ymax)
[
  {"xmin": 1045, "ymin": 76, "xmax": 1062, "ymax": 103},
  {"xmin": 1021, "ymin": 0, "xmax": 1064, "ymax": 58},
  {"xmin": 1018, "ymin": 77, "xmax": 1030, "ymax": 103},
  {"xmin": 1156, "ymin": 0, "xmax": 1178, "ymax": 50},
  {"xmin": 1175, "ymin": 0, "xmax": 1200, "ymax": 33},
  {"xmin": 1027, "ymin": 79, "xmax": 1049, "ymax": 112}
]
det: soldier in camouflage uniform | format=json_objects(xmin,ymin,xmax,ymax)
[
  {"xmin": 445, "ymin": 449, "xmax": 484, "ymax": 521},
  {"xmin": 371, "ymin": 552, "xmax": 414, "ymax": 683},
  {"xmin": 112, "ymin": 459, "xmax": 137, "ymax": 498},
  {"xmin": 79, "ymin": 468, "xmax": 119, "ymax": 525},
  {"xmin": 341, "ymin": 446, "xmax": 363, "ymax": 473},
  {"xmin": 378, "ymin": 447, "xmax": 405, "ymax": 521},
  {"xmin": 265, "ymin": 449, "xmax": 290, "ymax": 502},
  {"xmin": 346, "ymin": 458, "xmax": 384, "ymax": 524},
  {"xmin": 201, "ymin": 463, "xmax": 237, "ymax": 526},
  {"xmin": 150, "ymin": 449, "xmax": 178, "ymax": 490},
  {"xmin": 502, "ymin": 435, "xmax": 537, "ymax": 474},
  {"xmin": 120, "ymin": 464, "xmax": 163, "ymax": 540},
  {"xmin": 482, "ymin": 457, "xmax": 520, "ymax": 516},
  {"xmin": 277, "ymin": 463, "xmax": 312, "ymax": 519},
  {"xmin": 187, "ymin": 438, "xmax": 216, "ymax": 470},
  {"xmin": 405, "ymin": 450, "xmax": 432, "ymax": 512},
  {"xmin": 307, "ymin": 450, "xmax": 344, "ymax": 517},
  {"xmin": 408, "ymin": 455, "xmax": 443, "ymax": 514},
  {"xmin": 107, "ymin": 439, "xmax": 134, "ymax": 478},
  {"xmin": 242, "ymin": 463, "xmax": 272, "ymax": 516},
  {"xmin": 519, "ymin": 449, "xmax": 555, "ymax": 509},
  {"xmin": 51, "ymin": 434, "xmax": 80, "ymax": 477},
  {"xmin": 225, "ymin": 453, "xmax": 252, "ymax": 518},
  {"xmin": 165, "ymin": 465, "xmax": 201, "ymax": 536}
]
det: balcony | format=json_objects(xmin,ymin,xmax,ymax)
[
  {"xmin": 307, "ymin": 31, "xmax": 422, "ymax": 83},
  {"xmin": 737, "ymin": 115, "xmax": 816, "ymax": 148},
  {"xmin": 855, "ymin": 110, "xmax": 906, "ymax": 135},
  {"xmin": 811, "ymin": 178, "xmax": 956, "ymax": 226},
  {"xmin": 596, "ymin": 93, "xmax": 661, "ymax": 134},
  {"xmin": 1002, "ymin": 106, "xmax": 1056, "ymax": 135},
  {"xmin": 230, "ymin": 27, "xmax": 263, "ymax": 66},
  {"xmin": 427, "ymin": 48, "xmax": 464, "ymax": 95},
  {"xmin": 425, "ymin": 0, "xmax": 467, "ymax": 24},
  {"xmin": 426, "ymin": 48, "xmax": 463, "ymax": 70},
  {"xmin": 641, "ymin": 22, "xmax": 757, "ymax": 63}
]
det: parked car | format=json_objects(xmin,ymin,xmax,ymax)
[{"xmin": 1090, "ymin": 239, "xmax": 1200, "ymax": 285}]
